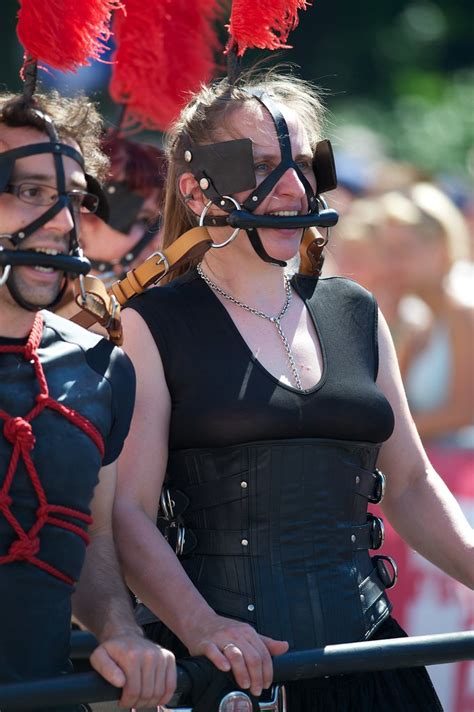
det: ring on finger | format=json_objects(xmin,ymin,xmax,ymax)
[{"xmin": 222, "ymin": 642, "xmax": 240, "ymax": 653}]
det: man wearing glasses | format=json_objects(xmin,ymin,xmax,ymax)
[{"xmin": 0, "ymin": 91, "xmax": 176, "ymax": 711}]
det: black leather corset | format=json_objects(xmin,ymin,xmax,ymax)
[{"xmin": 164, "ymin": 437, "xmax": 395, "ymax": 651}]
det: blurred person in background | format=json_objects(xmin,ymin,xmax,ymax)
[
  {"xmin": 80, "ymin": 134, "xmax": 166, "ymax": 289},
  {"xmin": 326, "ymin": 195, "xmax": 432, "ymax": 373},
  {"xmin": 378, "ymin": 183, "xmax": 474, "ymax": 448},
  {"xmin": 368, "ymin": 160, "xmax": 431, "ymax": 195},
  {"xmin": 441, "ymin": 178, "xmax": 474, "ymax": 309},
  {"xmin": 56, "ymin": 134, "xmax": 166, "ymax": 322}
]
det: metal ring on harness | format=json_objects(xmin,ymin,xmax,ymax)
[{"xmin": 199, "ymin": 197, "xmax": 242, "ymax": 249}]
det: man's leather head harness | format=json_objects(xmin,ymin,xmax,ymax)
[
  {"xmin": 87, "ymin": 180, "xmax": 162, "ymax": 282},
  {"xmin": 0, "ymin": 108, "xmax": 108, "ymax": 309},
  {"xmin": 181, "ymin": 90, "xmax": 339, "ymax": 266}
]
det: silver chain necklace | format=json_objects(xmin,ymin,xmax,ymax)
[{"xmin": 197, "ymin": 262, "xmax": 303, "ymax": 390}]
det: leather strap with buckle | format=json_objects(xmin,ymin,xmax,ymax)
[
  {"xmin": 69, "ymin": 224, "xmax": 325, "ymax": 342},
  {"xmin": 69, "ymin": 226, "xmax": 212, "ymax": 342},
  {"xmin": 158, "ymin": 486, "xmax": 197, "ymax": 557}
]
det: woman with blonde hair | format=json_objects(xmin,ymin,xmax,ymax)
[{"xmin": 379, "ymin": 182, "xmax": 474, "ymax": 446}]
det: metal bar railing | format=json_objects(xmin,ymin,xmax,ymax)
[{"xmin": 1, "ymin": 631, "xmax": 473, "ymax": 709}]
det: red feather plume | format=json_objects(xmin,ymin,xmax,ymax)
[
  {"xmin": 17, "ymin": 0, "xmax": 124, "ymax": 72},
  {"xmin": 109, "ymin": 0, "xmax": 225, "ymax": 132},
  {"xmin": 226, "ymin": 0, "xmax": 309, "ymax": 56}
]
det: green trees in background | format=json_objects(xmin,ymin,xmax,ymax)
[{"xmin": 1, "ymin": 0, "xmax": 472, "ymax": 179}]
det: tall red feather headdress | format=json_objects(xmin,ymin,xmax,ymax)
[
  {"xmin": 226, "ymin": 0, "xmax": 309, "ymax": 56},
  {"xmin": 15, "ymin": 0, "xmax": 311, "ymax": 117},
  {"xmin": 109, "ymin": 0, "xmax": 225, "ymax": 133},
  {"xmin": 17, "ymin": 0, "xmax": 123, "ymax": 75},
  {"xmin": 108, "ymin": 0, "xmax": 311, "ymax": 132}
]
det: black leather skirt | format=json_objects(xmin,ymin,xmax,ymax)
[{"xmin": 283, "ymin": 617, "xmax": 443, "ymax": 711}]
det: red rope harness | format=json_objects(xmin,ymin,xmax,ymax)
[{"xmin": 0, "ymin": 313, "xmax": 105, "ymax": 585}]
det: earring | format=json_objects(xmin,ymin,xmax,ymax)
[{"xmin": 183, "ymin": 193, "xmax": 193, "ymax": 203}]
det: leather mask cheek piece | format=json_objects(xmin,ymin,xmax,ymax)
[
  {"xmin": 183, "ymin": 138, "xmax": 256, "ymax": 196},
  {"xmin": 103, "ymin": 181, "xmax": 145, "ymax": 233}
]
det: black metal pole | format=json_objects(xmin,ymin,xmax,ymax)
[
  {"xmin": 1, "ymin": 631, "xmax": 473, "ymax": 709},
  {"xmin": 272, "ymin": 631, "xmax": 474, "ymax": 680}
]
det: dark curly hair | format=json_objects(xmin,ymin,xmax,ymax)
[{"xmin": 0, "ymin": 90, "xmax": 109, "ymax": 181}]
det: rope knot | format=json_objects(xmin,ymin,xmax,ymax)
[
  {"xmin": 3, "ymin": 417, "xmax": 35, "ymax": 449},
  {"xmin": 4, "ymin": 417, "xmax": 36, "ymax": 448},
  {"xmin": 9, "ymin": 536, "xmax": 40, "ymax": 560}
]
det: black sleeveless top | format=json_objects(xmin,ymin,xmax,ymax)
[
  {"xmin": 129, "ymin": 271, "xmax": 398, "ymax": 650},
  {"xmin": 128, "ymin": 270, "xmax": 395, "ymax": 448}
]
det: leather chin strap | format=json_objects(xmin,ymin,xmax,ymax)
[{"xmin": 70, "ymin": 225, "xmax": 214, "ymax": 344}]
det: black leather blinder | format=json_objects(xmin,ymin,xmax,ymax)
[
  {"xmin": 313, "ymin": 139, "xmax": 338, "ymax": 194},
  {"xmin": 182, "ymin": 138, "xmax": 256, "ymax": 198},
  {"xmin": 85, "ymin": 174, "xmax": 110, "ymax": 224}
]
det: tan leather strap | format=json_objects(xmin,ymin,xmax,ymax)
[
  {"xmin": 72, "ymin": 274, "xmax": 123, "ymax": 344},
  {"xmin": 69, "ymin": 226, "xmax": 212, "ymax": 342},
  {"xmin": 70, "ymin": 225, "xmax": 323, "ymax": 342},
  {"xmin": 298, "ymin": 227, "xmax": 327, "ymax": 276},
  {"xmin": 110, "ymin": 226, "xmax": 212, "ymax": 305}
]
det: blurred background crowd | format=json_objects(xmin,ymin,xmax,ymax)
[{"xmin": 1, "ymin": 0, "xmax": 473, "ymax": 708}]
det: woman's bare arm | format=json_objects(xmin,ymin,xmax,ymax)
[
  {"xmin": 114, "ymin": 308, "xmax": 288, "ymax": 696},
  {"xmin": 376, "ymin": 309, "xmax": 474, "ymax": 589},
  {"xmin": 412, "ymin": 303, "xmax": 474, "ymax": 439}
]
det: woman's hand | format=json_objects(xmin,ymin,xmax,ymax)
[{"xmin": 182, "ymin": 612, "xmax": 289, "ymax": 697}]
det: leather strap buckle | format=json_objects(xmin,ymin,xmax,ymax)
[
  {"xmin": 367, "ymin": 513, "xmax": 385, "ymax": 550},
  {"xmin": 158, "ymin": 487, "xmax": 196, "ymax": 557},
  {"xmin": 148, "ymin": 250, "xmax": 170, "ymax": 282},
  {"xmin": 373, "ymin": 555, "xmax": 398, "ymax": 589},
  {"xmin": 369, "ymin": 469, "xmax": 386, "ymax": 504}
]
